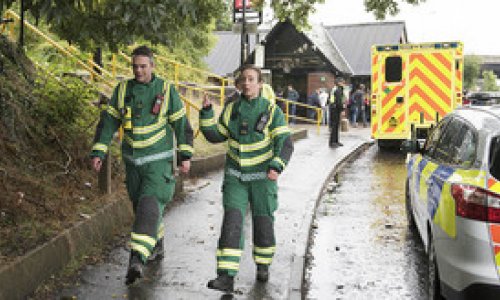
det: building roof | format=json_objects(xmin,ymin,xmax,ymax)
[
  {"xmin": 303, "ymin": 24, "xmax": 352, "ymax": 75},
  {"xmin": 325, "ymin": 21, "xmax": 407, "ymax": 76},
  {"xmin": 205, "ymin": 21, "xmax": 407, "ymax": 77},
  {"xmin": 204, "ymin": 31, "xmax": 259, "ymax": 77}
]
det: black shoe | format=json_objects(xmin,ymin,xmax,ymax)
[
  {"xmin": 148, "ymin": 238, "xmax": 164, "ymax": 262},
  {"xmin": 337, "ymin": 142, "xmax": 344, "ymax": 146},
  {"xmin": 207, "ymin": 273, "xmax": 234, "ymax": 292},
  {"xmin": 256, "ymin": 264, "xmax": 269, "ymax": 282},
  {"xmin": 125, "ymin": 252, "xmax": 144, "ymax": 285}
]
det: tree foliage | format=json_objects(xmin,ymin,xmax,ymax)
[
  {"xmin": 249, "ymin": 0, "xmax": 426, "ymax": 29},
  {"xmin": 215, "ymin": 0, "xmax": 233, "ymax": 31},
  {"xmin": 363, "ymin": 0, "xmax": 426, "ymax": 20},
  {"xmin": 464, "ymin": 55, "xmax": 482, "ymax": 91},
  {"xmin": 0, "ymin": 0, "xmax": 225, "ymax": 52},
  {"xmin": 0, "ymin": 0, "xmax": 428, "ymax": 49},
  {"xmin": 482, "ymin": 70, "xmax": 499, "ymax": 92}
]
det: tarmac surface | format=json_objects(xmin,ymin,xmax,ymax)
[{"xmin": 58, "ymin": 125, "xmax": 372, "ymax": 300}]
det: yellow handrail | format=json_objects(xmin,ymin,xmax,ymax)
[
  {"xmin": 4, "ymin": 9, "xmax": 117, "ymax": 89},
  {"xmin": 276, "ymin": 97, "xmax": 322, "ymax": 134}
]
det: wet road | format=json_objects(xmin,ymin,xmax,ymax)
[{"xmin": 304, "ymin": 146, "xmax": 428, "ymax": 299}]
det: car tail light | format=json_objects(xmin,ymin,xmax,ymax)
[
  {"xmin": 451, "ymin": 184, "xmax": 500, "ymax": 223},
  {"xmin": 463, "ymin": 98, "xmax": 471, "ymax": 105}
]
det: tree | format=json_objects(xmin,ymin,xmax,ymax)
[
  {"xmin": 464, "ymin": 55, "xmax": 482, "ymax": 91},
  {"xmin": 363, "ymin": 0, "xmax": 426, "ymax": 20},
  {"xmin": 482, "ymin": 70, "xmax": 499, "ymax": 92},
  {"xmin": 0, "ymin": 0, "xmax": 225, "ymax": 52},
  {"xmin": 250, "ymin": 0, "xmax": 426, "ymax": 29},
  {"xmin": 0, "ymin": 0, "xmax": 426, "ymax": 49},
  {"xmin": 215, "ymin": 1, "xmax": 233, "ymax": 31}
]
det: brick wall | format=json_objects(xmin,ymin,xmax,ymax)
[{"xmin": 307, "ymin": 72, "xmax": 336, "ymax": 96}]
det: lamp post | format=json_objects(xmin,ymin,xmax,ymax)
[{"xmin": 240, "ymin": 0, "xmax": 247, "ymax": 66}]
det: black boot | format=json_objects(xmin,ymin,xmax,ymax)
[
  {"xmin": 207, "ymin": 273, "xmax": 234, "ymax": 292},
  {"xmin": 256, "ymin": 264, "xmax": 269, "ymax": 282},
  {"xmin": 125, "ymin": 251, "xmax": 144, "ymax": 285},
  {"xmin": 148, "ymin": 238, "xmax": 164, "ymax": 262}
]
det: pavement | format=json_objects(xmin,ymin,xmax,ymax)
[{"xmin": 53, "ymin": 125, "xmax": 373, "ymax": 300}]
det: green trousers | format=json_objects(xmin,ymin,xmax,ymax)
[
  {"xmin": 125, "ymin": 158, "xmax": 175, "ymax": 262},
  {"xmin": 216, "ymin": 172, "xmax": 278, "ymax": 276}
]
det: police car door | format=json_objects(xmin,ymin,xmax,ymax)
[
  {"xmin": 420, "ymin": 118, "xmax": 464, "ymax": 245},
  {"xmin": 412, "ymin": 118, "xmax": 450, "ymax": 242}
]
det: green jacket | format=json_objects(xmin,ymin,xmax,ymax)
[
  {"xmin": 200, "ymin": 95, "xmax": 293, "ymax": 179},
  {"xmin": 91, "ymin": 75, "xmax": 193, "ymax": 165}
]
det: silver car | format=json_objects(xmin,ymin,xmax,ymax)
[{"xmin": 405, "ymin": 105, "xmax": 500, "ymax": 299}]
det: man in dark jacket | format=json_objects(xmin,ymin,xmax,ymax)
[{"xmin": 329, "ymin": 78, "xmax": 346, "ymax": 147}]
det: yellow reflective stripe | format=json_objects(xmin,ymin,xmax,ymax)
[
  {"xmin": 124, "ymin": 130, "xmax": 166, "ymax": 148},
  {"xmin": 254, "ymin": 246, "xmax": 275, "ymax": 255},
  {"xmin": 200, "ymin": 118, "xmax": 217, "ymax": 127},
  {"xmin": 254, "ymin": 256, "xmax": 273, "ymax": 264},
  {"xmin": 133, "ymin": 118, "xmax": 167, "ymax": 135},
  {"xmin": 117, "ymin": 81, "xmax": 127, "ymax": 110},
  {"xmin": 131, "ymin": 233, "xmax": 156, "ymax": 248},
  {"xmin": 229, "ymin": 137, "xmax": 271, "ymax": 152},
  {"xmin": 157, "ymin": 223, "xmax": 165, "ymax": 239},
  {"xmin": 217, "ymin": 261, "xmax": 240, "ymax": 270},
  {"xmin": 106, "ymin": 105, "xmax": 120, "ymax": 119},
  {"xmin": 130, "ymin": 242, "xmax": 151, "ymax": 258},
  {"xmin": 223, "ymin": 102, "xmax": 235, "ymax": 127},
  {"xmin": 217, "ymin": 124, "xmax": 229, "ymax": 137},
  {"xmin": 179, "ymin": 144, "xmax": 194, "ymax": 153},
  {"xmin": 217, "ymin": 248, "xmax": 243, "ymax": 257},
  {"xmin": 271, "ymin": 126, "xmax": 290, "ymax": 138},
  {"xmin": 228, "ymin": 149, "xmax": 274, "ymax": 167},
  {"xmin": 160, "ymin": 82, "xmax": 170, "ymax": 116},
  {"xmin": 272, "ymin": 157, "xmax": 285, "ymax": 169},
  {"xmin": 266, "ymin": 104, "xmax": 277, "ymax": 131},
  {"xmin": 92, "ymin": 143, "xmax": 108, "ymax": 153},
  {"xmin": 169, "ymin": 107, "xmax": 186, "ymax": 122}
]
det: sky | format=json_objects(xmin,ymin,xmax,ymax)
[{"xmin": 311, "ymin": 0, "xmax": 499, "ymax": 55}]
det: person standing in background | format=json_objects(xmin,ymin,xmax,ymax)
[
  {"xmin": 286, "ymin": 84, "xmax": 299, "ymax": 123},
  {"xmin": 329, "ymin": 78, "xmax": 346, "ymax": 147}
]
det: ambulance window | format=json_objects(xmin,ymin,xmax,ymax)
[
  {"xmin": 434, "ymin": 119, "xmax": 462, "ymax": 163},
  {"xmin": 385, "ymin": 56, "xmax": 402, "ymax": 83}
]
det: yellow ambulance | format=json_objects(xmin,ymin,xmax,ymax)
[{"xmin": 371, "ymin": 41, "xmax": 464, "ymax": 148}]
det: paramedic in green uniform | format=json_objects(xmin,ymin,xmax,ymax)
[
  {"xmin": 90, "ymin": 46, "xmax": 193, "ymax": 285},
  {"xmin": 200, "ymin": 65, "xmax": 294, "ymax": 293}
]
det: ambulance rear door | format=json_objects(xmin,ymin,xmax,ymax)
[{"xmin": 376, "ymin": 50, "xmax": 410, "ymax": 140}]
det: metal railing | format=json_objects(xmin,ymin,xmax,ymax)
[
  {"xmin": 276, "ymin": 97, "xmax": 322, "ymax": 134},
  {"xmin": 2, "ymin": 9, "xmax": 118, "ymax": 92}
]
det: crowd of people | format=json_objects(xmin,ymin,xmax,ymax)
[{"xmin": 277, "ymin": 81, "xmax": 370, "ymax": 128}]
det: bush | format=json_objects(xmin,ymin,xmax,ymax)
[{"xmin": 32, "ymin": 73, "xmax": 99, "ymax": 138}]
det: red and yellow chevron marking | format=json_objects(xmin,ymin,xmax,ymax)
[
  {"xmin": 371, "ymin": 54, "xmax": 380, "ymax": 137},
  {"xmin": 408, "ymin": 52, "xmax": 453, "ymax": 123},
  {"xmin": 380, "ymin": 85, "xmax": 406, "ymax": 134},
  {"xmin": 490, "ymin": 224, "xmax": 500, "ymax": 274}
]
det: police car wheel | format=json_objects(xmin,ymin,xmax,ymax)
[
  {"xmin": 428, "ymin": 235, "xmax": 442, "ymax": 300},
  {"xmin": 405, "ymin": 179, "xmax": 417, "ymax": 232}
]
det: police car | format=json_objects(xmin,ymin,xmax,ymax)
[{"xmin": 404, "ymin": 105, "xmax": 500, "ymax": 299}]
